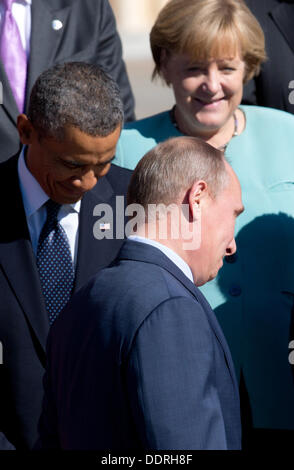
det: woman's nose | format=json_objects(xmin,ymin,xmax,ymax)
[{"xmin": 202, "ymin": 68, "xmax": 221, "ymax": 94}]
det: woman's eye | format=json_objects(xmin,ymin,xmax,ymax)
[{"xmin": 187, "ymin": 66, "xmax": 202, "ymax": 72}]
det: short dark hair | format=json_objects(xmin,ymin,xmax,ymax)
[{"xmin": 28, "ymin": 62, "xmax": 124, "ymax": 139}]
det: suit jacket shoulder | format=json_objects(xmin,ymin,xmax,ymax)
[
  {"xmin": 0, "ymin": 0, "xmax": 135, "ymax": 163},
  {"xmin": 102, "ymin": 164, "xmax": 133, "ymax": 195}
]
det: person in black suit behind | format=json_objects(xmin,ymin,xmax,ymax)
[
  {"xmin": 0, "ymin": 0, "xmax": 135, "ymax": 163},
  {"xmin": 242, "ymin": 0, "xmax": 294, "ymax": 114},
  {"xmin": 0, "ymin": 61, "xmax": 132, "ymax": 449}
]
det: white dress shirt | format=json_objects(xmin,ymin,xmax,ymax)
[
  {"xmin": 0, "ymin": 0, "xmax": 31, "ymax": 56},
  {"xmin": 18, "ymin": 148, "xmax": 81, "ymax": 267},
  {"xmin": 128, "ymin": 235, "xmax": 194, "ymax": 283}
]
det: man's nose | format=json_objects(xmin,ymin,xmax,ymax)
[
  {"xmin": 226, "ymin": 238, "xmax": 237, "ymax": 257},
  {"xmin": 72, "ymin": 170, "xmax": 98, "ymax": 192}
]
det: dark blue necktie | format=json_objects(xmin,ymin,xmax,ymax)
[{"xmin": 37, "ymin": 199, "xmax": 74, "ymax": 324}]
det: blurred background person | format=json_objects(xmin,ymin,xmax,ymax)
[
  {"xmin": 113, "ymin": 0, "xmax": 294, "ymax": 449},
  {"xmin": 0, "ymin": 0, "xmax": 135, "ymax": 163},
  {"xmin": 242, "ymin": 0, "xmax": 294, "ymax": 114}
]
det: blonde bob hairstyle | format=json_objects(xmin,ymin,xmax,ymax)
[{"xmin": 150, "ymin": 0, "xmax": 266, "ymax": 83}]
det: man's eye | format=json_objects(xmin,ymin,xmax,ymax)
[
  {"xmin": 96, "ymin": 162, "xmax": 109, "ymax": 168},
  {"xmin": 96, "ymin": 157, "xmax": 115, "ymax": 168},
  {"xmin": 64, "ymin": 162, "xmax": 83, "ymax": 169}
]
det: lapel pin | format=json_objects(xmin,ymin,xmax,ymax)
[
  {"xmin": 99, "ymin": 223, "xmax": 111, "ymax": 230},
  {"xmin": 52, "ymin": 19, "xmax": 63, "ymax": 31}
]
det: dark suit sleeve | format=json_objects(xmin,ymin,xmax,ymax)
[
  {"xmin": 0, "ymin": 432, "xmax": 15, "ymax": 450},
  {"xmin": 95, "ymin": 0, "xmax": 135, "ymax": 122},
  {"xmin": 126, "ymin": 297, "xmax": 228, "ymax": 450}
]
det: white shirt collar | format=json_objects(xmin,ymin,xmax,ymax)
[
  {"xmin": 128, "ymin": 235, "xmax": 194, "ymax": 283},
  {"xmin": 18, "ymin": 147, "xmax": 81, "ymax": 219}
]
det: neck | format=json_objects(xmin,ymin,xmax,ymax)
[
  {"xmin": 173, "ymin": 106, "xmax": 243, "ymax": 150},
  {"xmin": 135, "ymin": 220, "xmax": 199, "ymax": 265}
]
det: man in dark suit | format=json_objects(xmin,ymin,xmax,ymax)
[
  {"xmin": 243, "ymin": 0, "xmax": 294, "ymax": 114},
  {"xmin": 38, "ymin": 137, "xmax": 244, "ymax": 450},
  {"xmin": 0, "ymin": 62, "xmax": 131, "ymax": 449},
  {"xmin": 0, "ymin": 0, "xmax": 135, "ymax": 163}
]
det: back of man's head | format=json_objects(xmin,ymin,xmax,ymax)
[
  {"xmin": 28, "ymin": 62, "xmax": 124, "ymax": 140},
  {"xmin": 127, "ymin": 137, "xmax": 243, "ymax": 286},
  {"xmin": 127, "ymin": 136, "xmax": 228, "ymax": 208}
]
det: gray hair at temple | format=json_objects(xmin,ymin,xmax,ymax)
[
  {"xmin": 127, "ymin": 136, "xmax": 229, "ymax": 208},
  {"xmin": 28, "ymin": 62, "xmax": 124, "ymax": 139}
]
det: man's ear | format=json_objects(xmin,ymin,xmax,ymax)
[
  {"xmin": 188, "ymin": 180, "xmax": 208, "ymax": 220},
  {"xmin": 17, "ymin": 114, "xmax": 36, "ymax": 145}
]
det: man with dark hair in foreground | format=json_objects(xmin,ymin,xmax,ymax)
[
  {"xmin": 0, "ymin": 62, "xmax": 131, "ymax": 449},
  {"xmin": 38, "ymin": 137, "xmax": 243, "ymax": 450}
]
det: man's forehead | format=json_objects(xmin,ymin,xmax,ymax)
[{"xmin": 40, "ymin": 125, "xmax": 120, "ymax": 151}]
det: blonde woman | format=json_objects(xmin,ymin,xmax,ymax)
[{"xmin": 114, "ymin": 0, "xmax": 294, "ymax": 448}]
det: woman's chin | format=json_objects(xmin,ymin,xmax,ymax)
[{"xmin": 192, "ymin": 114, "xmax": 226, "ymax": 133}]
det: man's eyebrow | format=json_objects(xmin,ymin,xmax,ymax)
[
  {"xmin": 98, "ymin": 155, "xmax": 115, "ymax": 165},
  {"xmin": 62, "ymin": 155, "xmax": 115, "ymax": 166}
]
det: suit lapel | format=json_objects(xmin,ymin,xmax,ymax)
[
  {"xmin": 26, "ymin": 0, "xmax": 71, "ymax": 108},
  {"xmin": 0, "ymin": 156, "xmax": 49, "ymax": 355},
  {"xmin": 74, "ymin": 174, "xmax": 117, "ymax": 292},
  {"xmin": 270, "ymin": 2, "xmax": 294, "ymax": 55},
  {"xmin": 118, "ymin": 240, "xmax": 239, "ymax": 392}
]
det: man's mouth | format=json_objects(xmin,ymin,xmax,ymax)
[{"xmin": 59, "ymin": 183, "xmax": 85, "ymax": 197}]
